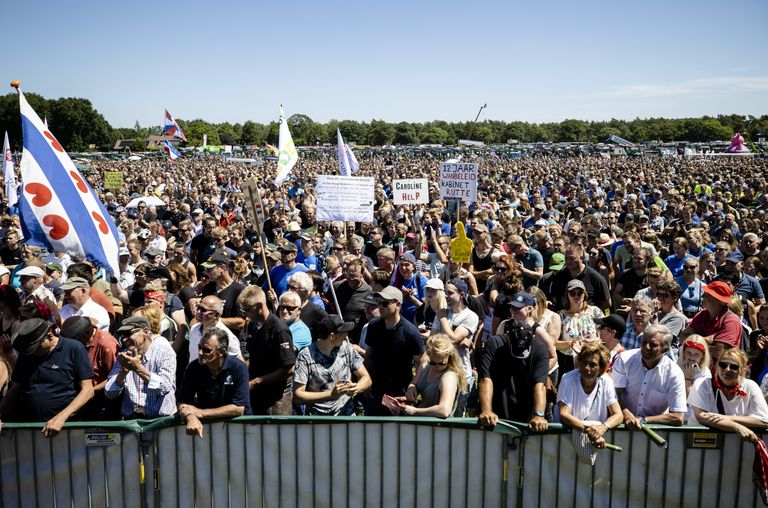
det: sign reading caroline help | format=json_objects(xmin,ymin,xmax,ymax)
[
  {"xmin": 103, "ymin": 172, "xmax": 124, "ymax": 190},
  {"xmin": 316, "ymin": 175, "xmax": 374, "ymax": 222},
  {"xmin": 440, "ymin": 162, "xmax": 478, "ymax": 202},
  {"xmin": 393, "ymin": 178, "xmax": 428, "ymax": 205}
]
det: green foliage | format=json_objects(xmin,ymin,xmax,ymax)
[{"xmin": 0, "ymin": 92, "xmax": 764, "ymax": 150}]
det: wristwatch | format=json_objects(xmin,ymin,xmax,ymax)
[
  {"xmin": 640, "ymin": 417, "xmax": 648, "ymax": 425},
  {"xmin": 534, "ymin": 409, "xmax": 545, "ymax": 418}
]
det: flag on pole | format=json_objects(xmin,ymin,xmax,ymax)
[
  {"xmin": 337, "ymin": 129, "xmax": 359, "ymax": 176},
  {"xmin": 202, "ymin": 134, "xmax": 208, "ymax": 149},
  {"xmin": 16, "ymin": 88, "xmax": 120, "ymax": 275},
  {"xmin": 274, "ymin": 106, "xmax": 298, "ymax": 187},
  {"xmin": 3, "ymin": 132, "xmax": 17, "ymax": 207},
  {"xmin": 163, "ymin": 140, "xmax": 180, "ymax": 160},
  {"xmin": 163, "ymin": 109, "xmax": 187, "ymax": 142}
]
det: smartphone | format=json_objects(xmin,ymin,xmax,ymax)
[{"xmin": 692, "ymin": 364, "xmax": 700, "ymax": 374}]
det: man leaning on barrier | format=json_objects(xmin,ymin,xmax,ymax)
[
  {"xmin": 477, "ymin": 318, "xmax": 549, "ymax": 432},
  {"xmin": 0, "ymin": 318, "xmax": 94, "ymax": 437},
  {"xmin": 177, "ymin": 327, "xmax": 252, "ymax": 437},
  {"xmin": 611, "ymin": 324, "xmax": 687, "ymax": 429}
]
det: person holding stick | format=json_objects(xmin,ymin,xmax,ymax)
[
  {"xmin": 557, "ymin": 342, "xmax": 624, "ymax": 460},
  {"xmin": 611, "ymin": 324, "xmax": 687, "ymax": 429}
]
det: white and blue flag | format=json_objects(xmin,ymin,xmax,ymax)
[
  {"xmin": 164, "ymin": 140, "xmax": 180, "ymax": 160},
  {"xmin": 17, "ymin": 88, "xmax": 120, "ymax": 275},
  {"xmin": 337, "ymin": 128, "xmax": 359, "ymax": 176}
]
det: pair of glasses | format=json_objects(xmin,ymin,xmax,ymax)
[
  {"xmin": 196, "ymin": 307, "xmax": 215, "ymax": 314},
  {"xmin": 718, "ymin": 361, "xmax": 740, "ymax": 371},
  {"xmin": 428, "ymin": 360, "xmax": 448, "ymax": 366},
  {"xmin": 683, "ymin": 266, "xmax": 698, "ymax": 271},
  {"xmin": 197, "ymin": 345, "xmax": 216, "ymax": 354},
  {"xmin": 135, "ymin": 272, "xmax": 146, "ymax": 277},
  {"xmin": 493, "ymin": 266, "xmax": 508, "ymax": 272},
  {"xmin": 278, "ymin": 305, "xmax": 298, "ymax": 312}
]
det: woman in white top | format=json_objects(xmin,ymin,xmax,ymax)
[
  {"xmin": 688, "ymin": 349, "xmax": 768, "ymax": 443},
  {"xmin": 530, "ymin": 287, "xmax": 562, "ymax": 347},
  {"xmin": 558, "ymin": 342, "xmax": 624, "ymax": 450}
]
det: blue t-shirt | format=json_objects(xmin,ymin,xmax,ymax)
[
  {"xmin": 676, "ymin": 277, "xmax": 705, "ymax": 315},
  {"xmin": 289, "ymin": 320, "xmax": 313, "ymax": 351},
  {"xmin": 664, "ymin": 254, "xmax": 692, "ymax": 279},
  {"xmin": 178, "ymin": 355, "xmax": 252, "ymax": 415},
  {"xmin": 264, "ymin": 263, "xmax": 309, "ymax": 297},
  {"xmin": 394, "ymin": 274, "xmax": 427, "ymax": 323}
]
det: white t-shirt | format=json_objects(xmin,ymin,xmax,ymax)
[
  {"xmin": 687, "ymin": 377, "xmax": 768, "ymax": 425},
  {"xmin": 432, "ymin": 307, "xmax": 479, "ymax": 383},
  {"xmin": 188, "ymin": 321, "xmax": 242, "ymax": 363},
  {"xmin": 60, "ymin": 298, "xmax": 110, "ymax": 331},
  {"xmin": 557, "ymin": 371, "xmax": 618, "ymax": 423}
]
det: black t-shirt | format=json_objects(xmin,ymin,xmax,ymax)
[
  {"xmin": 331, "ymin": 281, "xmax": 372, "ymax": 343},
  {"xmin": 616, "ymin": 269, "xmax": 647, "ymax": 300},
  {"xmin": 244, "ymin": 313, "xmax": 296, "ymax": 411},
  {"xmin": 202, "ymin": 281, "xmax": 245, "ymax": 319},
  {"xmin": 365, "ymin": 317, "xmax": 425, "ymax": 397},
  {"xmin": 543, "ymin": 266, "xmax": 610, "ymax": 312},
  {"xmin": 0, "ymin": 245, "xmax": 22, "ymax": 266},
  {"xmin": 178, "ymin": 356, "xmax": 252, "ymax": 415},
  {"xmin": 10, "ymin": 337, "xmax": 93, "ymax": 421},
  {"xmin": 300, "ymin": 302, "xmax": 329, "ymax": 342},
  {"xmin": 478, "ymin": 335, "xmax": 549, "ymax": 422},
  {"xmin": 190, "ymin": 234, "xmax": 214, "ymax": 264},
  {"xmin": 227, "ymin": 240, "xmax": 254, "ymax": 261}
]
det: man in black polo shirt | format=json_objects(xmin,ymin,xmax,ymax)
[
  {"xmin": 541, "ymin": 243, "xmax": 611, "ymax": 312},
  {"xmin": 237, "ymin": 285, "xmax": 296, "ymax": 415},
  {"xmin": 201, "ymin": 251, "xmax": 246, "ymax": 333},
  {"xmin": 178, "ymin": 328, "xmax": 252, "ymax": 437},
  {"xmin": 0, "ymin": 319, "xmax": 94, "ymax": 437},
  {"xmin": 363, "ymin": 286, "xmax": 425, "ymax": 416},
  {"xmin": 478, "ymin": 321, "xmax": 549, "ymax": 431}
]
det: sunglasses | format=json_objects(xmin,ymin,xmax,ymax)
[
  {"xmin": 683, "ymin": 265, "xmax": 698, "ymax": 271},
  {"xmin": 278, "ymin": 304, "xmax": 299, "ymax": 312},
  {"xmin": 493, "ymin": 266, "xmax": 508, "ymax": 272},
  {"xmin": 428, "ymin": 360, "xmax": 448, "ymax": 366},
  {"xmin": 196, "ymin": 306, "xmax": 215, "ymax": 314},
  {"xmin": 197, "ymin": 345, "xmax": 216, "ymax": 354},
  {"xmin": 718, "ymin": 361, "xmax": 740, "ymax": 371}
]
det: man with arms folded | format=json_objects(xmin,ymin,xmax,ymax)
[{"xmin": 611, "ymin": 324, "xmax": 687, "ymax": 429}]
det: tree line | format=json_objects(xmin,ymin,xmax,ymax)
[{"xmin": 0, "ymin": 92, "xmax": 766, "ymax": 152}]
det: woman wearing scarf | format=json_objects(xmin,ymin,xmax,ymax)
[{"xmin": 688, "ymin": 349, "xmax": 768, "ymax": 442}]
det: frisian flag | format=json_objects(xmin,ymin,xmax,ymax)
[
  {"xmin": 274, "ymin": 106, "xmax": 298, "ymax": 187},
  {"xmin": 16, "ymin": 88, "xmax": 120, "ymax": 275},
  {"xmin": 163, "ymin": 140, "xmax": 180, "ymax": 160},
  {"xmin": 163, "ymin": 109, "xmax": 187, "ymax": 142},
  {"xmin": 3, "ymin": 132, "xmax": 17, "ymax": 207},
  {"xmin": 336, "ymin": 128, "xmax": 359, "ymax": 176}
]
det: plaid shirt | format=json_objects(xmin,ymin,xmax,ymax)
[
  {"xmin": 104, "ymin": 337, "xmax": 177, "ymax": 417},
  {"xmin": 620, "ymin": 321, "xmax": 642, "ymax": 350}
]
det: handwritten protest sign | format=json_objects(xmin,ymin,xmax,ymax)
[
  {"xmin": 440, "ymin": 163, "xmax": 478, "ymax": 202},
  {"xmin": 450, "ymin": 221, "xmax": 473, "ymax": 263},
  {"xmin": 393, "ymin": 178, "xmax": 429, "ymax": 205},
  {"xmin": 316, "ymin": 175, "xmax": 374, "ymax": 222},
  {"xmin": 103, "ymin": 172, "xmax": 124, "ymax": 190}
]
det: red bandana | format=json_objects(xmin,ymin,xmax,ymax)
[{"xmin": 713, "ymin": 375, "xmax": 747, "ymax": 398}]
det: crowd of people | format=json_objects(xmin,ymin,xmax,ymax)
[{"xmin": 0, "ymin": 150, "xmax": 768, "ymax": 449}]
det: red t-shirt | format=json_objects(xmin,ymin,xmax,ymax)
[{"xmin": 689, "ymin": 309, "xmax": 742, "ymax": 349}]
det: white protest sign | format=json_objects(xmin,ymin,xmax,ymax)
[
  {"xmin": 393, "ymin": 178, "xmax": 429, "ymax": 205},
  {"xmin": 440, "ymin": 162, "xmax": 478, "ymax": 202},
  {"xmin": 316, "ymin": 175, "xmax": 375, "ymax": 222}
]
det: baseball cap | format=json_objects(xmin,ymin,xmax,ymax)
[
  {"xmin": 317, "ymin": 315, "xmax": 355, "ymax": 338},
  {"xmin": 509, "ymin": 291, "xmax": 536, "ymax": 308},
  {"xmin": 374, "ymin": 286, "xmax": 403, "ymax": 304},
  {"xmin": 200, "ymin": 252, "xmax": 232, "ymax": 269},
  {"xmin": 566, "ymin": 279, "xmax": 587, "ymax": 292},
  {"xmin": 116, "ymin": 316, "xmax": 152, "ymax": 335},
  {"xmin": 549, "ymin": 253, "xmax": 565, "ymax": 271},
  {"xmin": 725, "ymin": 251, "xmax": 744, "ymax": 263},
  {"xmin": 426, "ymin": 278, "xmax": 445, "ymax": 291},
  {"xmin": 17, "ymin": 266, "xmax": 45, "ymax": 278},
  {"xmin": 593, "ymin": 314, "xmax": 626, "ymax": 337},
  {"xmin": 60, "ymin": 276, "xmax": 90, "ymax": 291}
]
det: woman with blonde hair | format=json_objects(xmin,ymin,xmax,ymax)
[
  {"xmin": 529, "ymin": 286, "xmax": 562, "ymax": 346},
  {"xmin": 688, "ymin": 349, "xmax": 768, "ymax": 442},
  {"xmin": 677, "ymin": 335, "xmax": 711, "ymax": 397},
  {"xmin": 397, "ymin": 334, "xmax": 467, "ymax": 418}
]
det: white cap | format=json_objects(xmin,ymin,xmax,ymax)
[
  {"xmin": 17, "ymin": 266, "xmax": 45, "ymax": 278},
  {"xmin": 426, "ymin": 278, "xmax": 444, "ymax": 291}
]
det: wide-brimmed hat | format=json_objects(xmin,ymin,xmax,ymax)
[
  {"xmin": 703, "ymin": 281, "xmax": 732, "ymax": 304},
  {"xmin": 12, "ymin": 318, "xmax": 53, "ymax": 356},
  {"xmin": 59, "ymin": 316, "xmax": 94, "ymax": 343}
]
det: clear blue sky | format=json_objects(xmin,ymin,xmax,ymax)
[{"xmin": 5, "ymin": 0, "xmax": 767, "ymax": 127}]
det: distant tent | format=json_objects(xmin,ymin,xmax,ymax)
[{"xmin": 605, "ymin": 135, "xmax": 636, "ymax": 148}]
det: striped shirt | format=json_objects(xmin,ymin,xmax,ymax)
[{"xmin": 104, "ymin": 337, "xmax": 177, "ymax": 417}]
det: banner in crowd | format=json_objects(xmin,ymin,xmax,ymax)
[
  {"xmin": 241, "ymin": 177, "xmax": 265, "ymax": 227},
  {"xmin": 103, "ymin": 172, "xmax": 124, "ymax": 189},
  {"xmin": 274, "ymin": 107, "xmax": 298, "ymax": 187},
  {"xmin": 3, "ymin": 132, "xmax": 17, "ymax": 207},
  {"xmin": 450, "ymin": 221, "xmax": 473, "ymax": 263},
  {"xmin": 392, "ymin": 178, "xmax": 429, "ymax": 205},
  {"xmin": 440, "ymin": 162, "xmax": 478, "ymax": 202},
  {"xmin": 16, "ymin": 88, "xmax": 120, "ymax": 274},
  {"xmin": 315, "ymin": 175, "xmax": 374, "ymax": 222}
]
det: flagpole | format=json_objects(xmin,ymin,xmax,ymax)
[{"xmin": 245, "ymin": 185, "xmax": 273, "ymax": 292}]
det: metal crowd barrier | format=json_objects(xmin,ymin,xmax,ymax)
[{"xmin": 0, "ymin": 418, "xmax": 764, "ymax": 508}]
